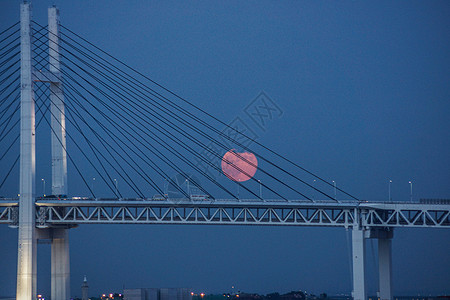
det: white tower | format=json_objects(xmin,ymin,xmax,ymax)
[{"xmin": 82, "ymin": 275, "xmax": 89, "ymax": 300}]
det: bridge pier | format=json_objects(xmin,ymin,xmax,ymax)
[
  {"xmin": 370, "ymin": 229, "xmax": 393, "ymax": 300},
  {"xmin": 352, "ymin": 228, "xmax": 366, "ymax": 300},
  {"xmin": 352, "ymin": 227, "xmax": 394, "ymax": 300},
  {"xmin": 378, "ymin": 238, "xmax": 393, "ymax": 300},
  {"xmin": 51, "ymin": 229, "xmax": 71, "ymax": 300}
]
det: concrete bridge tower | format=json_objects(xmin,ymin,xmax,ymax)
[{"xmin": 16, "ymin": 3, "xmax": 70, "ymax": 300}]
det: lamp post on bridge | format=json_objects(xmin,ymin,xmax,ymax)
[
  {"xmin": 185, "ymin": 178, "xmax": 190, "ymax": 198},
  {"xmin": 409, "ymin": 181, "xmax": 413, "ymax": 202},
  {"xmin": 237, "ymin": 183, "xmax": 240, "ymax": 200},
  {"xmin": 332, "ymin": 180, "xmax": 336, "ymax": 200},
  {"xmin": 258, "ymin": 179, "xmax": 262, "ymax": 199},
  {"xmin": 42, "ymin": 178, "xmax": 46, "ymax": 197},
  {"xmin": 388, "ymin": 180, "xmax": 392, "ymax": 201},
  {"xmin": 92, "ymin": 177, "xmax": 95, "ymax": 197},
  {"xmin": 312, "ymin": 179, "xmax": 317, "ymax": 201}
]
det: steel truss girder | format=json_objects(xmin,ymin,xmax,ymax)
[
  {"xmin": 36, "ymin": 205, "xmax": 356, "ymax": 226},
  {"xmin": 0, "ymin": 206, "xmax": 18, "ymax": 225},
  {"xmin": 1, "ymin": 200, "xmax": 449, "ymax": 228},
  {"xmin": 359, "ymin": 203, "xmax": 450, "ymax": 228}
]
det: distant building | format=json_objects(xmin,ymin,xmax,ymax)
[
  {"xmin": 124, "ymin": 288, "xmax": 192, "ymax": 300},
  {"xmin": 236, "ymin": 291, "xmax": 305, "ymax": 300},
  {"xmin": 124, "ymin": 289, "xmax": 146, "ymax": 300},
  {"xmin": 82, "ymin": 275, "xmax": 89, "ymax": 300}
]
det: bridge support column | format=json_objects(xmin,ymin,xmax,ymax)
[
  {"xmin": 365, "ymin": 228, "xmax": 394, "ymax": 300},
  {"xmin": 17, "ymin": 2, "xmax": 37, "ymax": 300},
  {"xmin": 378, "ymin": 237, "xmax": 393, "ymax": 300},
  {"xmin": 352, "ymin": 228, "xmax": 366, "ymax": 300},
  {"xmin": 51, "ymin": 229, "xmax": 71, "ymax": 300}
]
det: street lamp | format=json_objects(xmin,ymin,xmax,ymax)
[
  {"xmin": 237, "ymin": 182, "xmax": 240, "ymax": 200},
  {"xmin": 185, "ymin": 178, "xmax": 190, "ymax": 198},
  {"xmin": 41, "ymin": 178, "xmax": 45, "ymax": 197},
  {"xmin": 92, "ymin": 177, "xmax": 96, "ymax": 196},
  {"xmin": 388, "ymin": 179, "xmax": 392, "ymax": 201},
  {"xmin": 114, "ymin": 178, "xmax": 118, "ymax": 198},
  {"xmin": 409, "ymin": 181, "xmax": 413, "ymax": 202},
  {"xmin": 312, "ymin": 179, "xmax": 316, "ymax": 201},
  {"xmin": 332, "ymin": 180, "xmax": 336, "ymax": 200},
  {"xmin": 258, "ymin": 180, "xmax": 262, "ymax": 199}
]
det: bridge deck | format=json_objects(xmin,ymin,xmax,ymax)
[{"xmin": 1, "ymin": 198, "xmax": 449, "ymax": 228}]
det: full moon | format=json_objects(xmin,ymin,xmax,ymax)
[{"xmin": 221, "ymin": 149, "xmax": 258, "ymax": 182}]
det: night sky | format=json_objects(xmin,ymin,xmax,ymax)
[{"xmin": 1, "ymin": 0, "xmax": 450, "ymax": 298}]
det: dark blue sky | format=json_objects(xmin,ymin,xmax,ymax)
[{"xmin": 1, "ymin": 0, "xmax": 449, "ymax": 298}]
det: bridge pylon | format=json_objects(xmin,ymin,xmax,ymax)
[
  {"xmin": 16, "ymin": 3, "xmax": 70, "ymax": 300},
  {"xmin": 16, "ymin": 3, "xmax": 37, "ymax": 300},
  {"xmin": 48, "ymin": 6, "xmax": 71, "ymax": 300}
]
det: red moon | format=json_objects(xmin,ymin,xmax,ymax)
[{"xmin": 221, "ymin": 149, "xmax": 258, "ymax": 182}]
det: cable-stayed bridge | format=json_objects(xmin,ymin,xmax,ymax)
[{"xmin": 0, "ymin": 3, "xmax": 449, "ymax": 300}]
